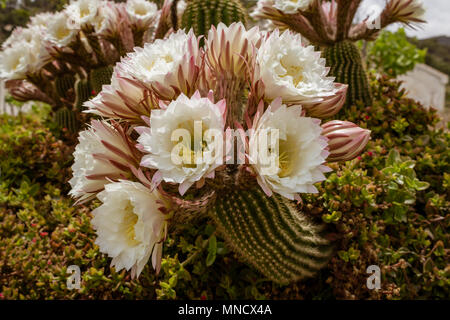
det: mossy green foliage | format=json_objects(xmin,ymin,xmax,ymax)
[
  {"xmin": 0, "ymin": 75, "xmax": 449, "ymax": 299},
  {"xmin": 181, "ymin": 0, "xmax": 248, "ymax": 37},
  {"xmin": 210, "ymin": 187, "xmax": 332, "ymax": 284},
  {"xmin": 323, "ymin": 41, "xmax": 373, "ymax": 107}
]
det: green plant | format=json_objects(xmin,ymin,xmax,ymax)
[
  {"xmin": 181, "ymin": 0, "xmax": 248, "ymax": 37},
  {"xmin": 365, "ymin": 28, "xmax": 427, "ymax": 77}
]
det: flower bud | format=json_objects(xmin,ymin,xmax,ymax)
[
  {"xmin": 302, "ymin": 83, "xmax": 348, "ymax": 118},
  {"xmin": 321, "ymin": 120, "xmax": 371, "ymax": 162}
]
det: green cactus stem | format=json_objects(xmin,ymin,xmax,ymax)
[
  {"xmin": 209, "ymin": 187, "xmax": 333, "ymax": 284},
  {"xmin": 55, "ymin": 107, "xmax": 79, "ymax": 134},
  {"xmin": 74, "ymin": 78, "xmax": 92, "ymax": 110},
  {"xmin": 89, "ymin": 65, "xmax": 114, "ymax": 95},
  {"xmin": 54, "ymin": 74, "xmax": 76, "ymax": 98},
  {"xmin": 181, "ymin": 0, "xmax": 248, "ymax": 37},
  {"xmin": 323, "ymin": 41, "xmax": 373, "ymax": 107}
]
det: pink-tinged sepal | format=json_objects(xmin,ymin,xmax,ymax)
[
  {"xmin": 321, "ymin": 120, "xmax": 371, "ymax": 162},
  {"xmin": 302, "ymin": 83, "xmax": 348, "ymax": 118}
]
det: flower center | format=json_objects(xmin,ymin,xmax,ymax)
[
  {"xmin": 123, "ymin": 201, "xmax": 140, "ymax": 246},
  {"xmin": 148, "ymin": 55, "xmax": 174, "ymax": 72},
  {"xmin": 56, "ymin": 26, "xmax": 71, "ymax": 40},
  {"xmin": 10, "ymin": 56, "xmax": 21, "ymax": 71},
  {"xmin": 134, "ymin": 5, "xmax": 148, "ymax": 16},
  {"xmin": 175, "ymin": 120, "xmax": 209, "ymax": 168},
  {"xmin": 277, "ymin": 138, "xmax": 296, "ymax": 178},
  {"xmin": 280, "ymin": 57, "xmax": 304, "ymax": 87},
  {"xmin": 80, "ymin": 7, "xmax": 90, "ymax": 18}
]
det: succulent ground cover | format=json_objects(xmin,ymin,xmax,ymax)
[{"xmin": 1, "ymin": 75, "xmax": 448, "ymax": 300}]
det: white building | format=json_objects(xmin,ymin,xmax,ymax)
[{"xmin": 398, "ymin": 63, "xmax": 449, "ymax": 112}]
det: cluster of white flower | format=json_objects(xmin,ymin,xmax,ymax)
[
  {"xmin": 73, "ymin": 23, "xmax": 370, "ymax": 276},
  {"xmin": 0, "ymin": 0, "xmax": 161, "ymax": 81}
]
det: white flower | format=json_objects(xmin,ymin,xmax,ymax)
[
  {"xmin": 249, "ymin": 98, "xmax": 330, "ymax": 200},
  {"xmin": 92, "ymin": 3, "xmax": 120, "ymax": 36},
  {"xmin": 273, "ymin": 0, "xmax": 313, "ymax": 14},
  {"xmin": 256, "ymin": 29, "xmax": 336, "ymax": 104},
  {"xmin": 92, "ymin": 181, "xmax": 168, "ymax": 277},
  {"xmin": 2, "ymin": 27, "xmax": 33, "ymax": 49},
  {"xmin": 118, "ymin": 29, "xmax": 201, "ymax": 99},
  {"xmin": 69, "ymin": 120, "xmax": 139, "ymax": 203},
  {"xmin": 0, "ymin": 44, "xmax": 32, "ymax": 80},
  {"xmin": 120, "ymin": 29, "xmax": 194, "ymax": 84},
  {"xmin": 126, "ymin": 0, "xmax": 158, "ymax": 27},
  {"xmin": 29, "ymin": 12, "xmax": 55, "ymax": 30},
  {"xmin": 45, "ymin": 12, "xmax": 79, "ymax": 47},
  {"xmin": 66, "ymin": 0, "xmax": 102, "ymax": 27},
  {"xmin": 138, "ymin": 92, "xmax": 226, "ymax": 195}
]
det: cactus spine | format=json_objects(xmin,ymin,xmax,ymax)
[
  {"xmin": 181, "ymin": 0, "xmax": 248, "ymax": 37},
  {"xmin": 323, "ymin": 41, "xmax": 373, "ymax": 107},
  {"xmin": 89, "ymin": 65, "xmax": 114, "ymax": 95},
  {"xmin": 209, "ymin": 187, "xmax": 333, "ymax": 284}
]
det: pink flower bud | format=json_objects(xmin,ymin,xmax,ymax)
[
  {"xmin": 302, "ymin": 83, "xmax": 348, "ymax": 118},
  {"xmin": 322, "ymin": 120, "xmax": 371, "ymax": 162}
]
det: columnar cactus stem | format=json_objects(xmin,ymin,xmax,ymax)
[
  {"xmin": 209, "ymin": 187, "xmax": 333, "ymax": 284},
  {"xmin": 323, "ymin": 41, "xmax": 372, "ymax": 106},
  {"xmin": 181, "ymin": 0, "xmax": 248, "ymax": 38}
]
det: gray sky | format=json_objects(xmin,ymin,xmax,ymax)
[{"xmin": 359, "ymin": 0, "xmax": 450, "ymax": 39}]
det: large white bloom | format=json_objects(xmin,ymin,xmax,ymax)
[
  {"xmin": 249, "ymin": 98, "xmax": 330, "ymax": 200},
  {"xmin": 273, "ymin": 0, "xmax": 313, "ymax": 14},
  {"xmin": 138, "ymin": 92, "xmax": 226, "ymax": 195},
  {"xmin": 92, "ymin": 181, "xmax": 167, "ymax": 277},
  {"xmin": 69, "ymin": 120, "xmax": 138, "ymax": 202},
  {"xmin": 256, "ymin": 29, "xmax": 336, "ymax": 104},
  {"xmin": 45, "ymin": 12, "xmax": 79, "ymax": 47},
  {"xmin": 29, "ymin": 12, "xmax": 55, "ymax": 30},
  {"xmin": 66, "ymin": 0, "xmax": 102, "ymax": 27},
  {"xmin": 126, "ymin": 0, "xmax": 158, "ymax": 27},
  {"xmin": 119, "ymin": 29, "xmax": 196, "ymax": 85},
  {"xmin": 0, "ymin": 44, "xmax": 32, "ymax": 80}
]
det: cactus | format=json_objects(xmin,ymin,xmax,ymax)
[
  {"xmin": 89, "ymin": 65, "xmax": 114, "ymax": 95},
  {"xmin": 181, "ymin": 0, "xmax": 248, "ymax": 37},
  {"xmin": 323, "ymin": 41, "xmax": 373, "ymax": 107},
  {"xmin": 54, "ymin": 74, "xmax": 76, "ymax": 98},
  {"xmin": 54, "ymin": 107, "xmax": 79, "ymax": 133},
  {"xmin": 253, "ymin": 0, "xmax": 426, "ymax": 108},
  {"xmin": 74, "ymin": 78, "xmax": 92, "ymax": 110},
  {"xmin": 209, "ymin": 187, "xmax": 333, "ymax": 284}
]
